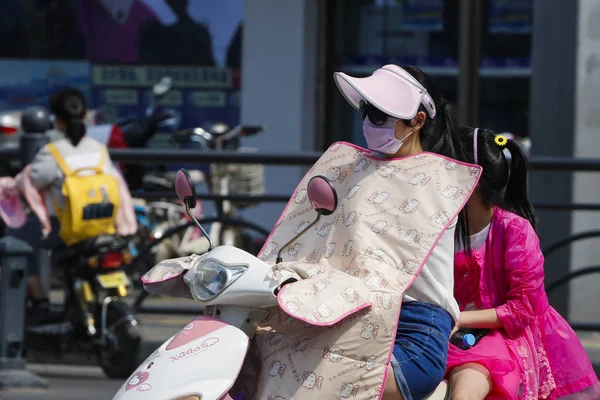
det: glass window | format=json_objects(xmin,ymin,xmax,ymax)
[
  {"xmin": 480, "ymin": 0, "xmax": 532, "ymax": 136},
  {"xmin": 327, "ymin": 0, "xmax": 533, "ymax": 148}
]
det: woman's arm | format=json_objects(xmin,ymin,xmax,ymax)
[{"xmin": 29, "ymin": 146, "xmax": 60, "ymax": 190}]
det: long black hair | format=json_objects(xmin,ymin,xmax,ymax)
[
  {"xmin": 49, "ymin": 88, "xmax": 87, "ymax": 146},
  {"xmin": 400, "ymin": 65, "xmax": 462, "ymax": 161},
  {"xmin": 455, "ymin": 126, "xmax": 537, "ymax": 251},
  {"xmin": 400, "ymin": 66, "xmax": 477, "ymax": 249}
]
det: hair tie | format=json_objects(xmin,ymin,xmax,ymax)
[
  {"xmin": 503, "ymin": 147, "xmax": 512, "ymax": 184},
  {"xmin": 493, "ymin": 134, "xmax": 512, "ymax": 183},
  {"xmin": 473, "ymin": 127, "xmax": 479, "ymax": 165},
  {"xmin": 494, "ymin": 134, "xmax": 508, "ymax": 147}
]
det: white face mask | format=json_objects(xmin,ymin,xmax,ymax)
[{"xmin": 362, "ymin": 117, "xmax": 414, "ymax": 155}]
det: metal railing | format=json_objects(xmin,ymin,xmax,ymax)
[
  {"xmin": 2, "ymin": 146, "xmax": 600, "ymax": 169},
  {"xmin": 2, "ymin": 147, "xmax": 600, "ymax": 329}
]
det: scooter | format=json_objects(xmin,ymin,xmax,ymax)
[
  {"xmin": 117, "ymin": 76, "xmax": 179, "ymax": 148},
  {"xmin": 111, "ymin": 169, "xmax": 322, "ymax": 399},
  {"xmin": 118, "ymin": 76, "xmax": 180, "ymax": 190},
  {"xmin": 27, "ymin": 234, "xmax": 141, "ymax": 379},
  {"xmin": 113, "ymin": 169, "xmax": 450, "ymax": 399}
]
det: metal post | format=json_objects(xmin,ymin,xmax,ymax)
[
  {"xmin": 457, "ymin": 0, "xmax": 483, "ymax": 125},
  {"xmin": 19, "ymin": 107, "xmax": 52, "ymax": 298},
  {"xmin": 0, "ymin": 237, "xmax": 48, "ymax": 389},
  {"xmin": 19, "ymin": 106, "xmax": 51, "ymax": 166},
  {"xmin": 1, "ymin": 107, "xmax": 51, "ymax": 390}
]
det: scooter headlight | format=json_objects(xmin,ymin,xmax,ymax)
[{"xmin": 190, "ymin": 258, "xmax": 247, "ymax": 301}]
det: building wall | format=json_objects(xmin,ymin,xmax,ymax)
[
  {"xmin": 239, "ymin": 0, "xmax": 319, "ymax": 231},
  {"xmin": 529, "ymin": 0, "xmax": 579, "ymax": 317},
  {"xmin": 527, "ymin": 0, "xmax": 600, "ymax": 323},
  {"xmin": 570, "ymin": 0, "xmax": 600, "ymax": 323}
]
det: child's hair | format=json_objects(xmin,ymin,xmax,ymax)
[
  {"xmin": 49, "ymin": 88, "xmax": 87, "ymax": 146},
  {"xmin": 456, "ymin": 126, "xmax": 537, "ymax": 251}
]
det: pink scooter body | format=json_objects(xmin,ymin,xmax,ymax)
[{"xmin": 113, "ymin": 315, "xmax": 248, "ymax": 400}]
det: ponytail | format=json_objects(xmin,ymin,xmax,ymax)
[
  {"xmin": 400, "ymin": 66, "xmax": 461, "ymax": 160},
  {"xmin": 66, "ymin": 118, "xmax": 86, "ymax": 146},
  {"xmin": 502, "ymin": 139, "xmax": 538, "ymax": 230},
  {"xmin": 397, "ymin": 67, "xmax": 475, "ymax": 251},
  {"xmin": 49, "ymin": 88, "xmax": 87, "ymax": 147},
  {"xmin": 440, "ymin": 98, "xmax": 458, "ymax": 145},
  {"xmin": 435, "ymin": 99, "xmax": 474, "ymax": 253},
  {"xmin": 429, "ymin": 96, "xmax": 460, "ymax": 159}
]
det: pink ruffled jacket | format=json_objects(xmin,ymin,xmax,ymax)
[
  {"xmin": 480, "ymin": 208, "xmax": 599, "ymax": 399},
  {"xmin": 0, "ymin": 164, "xmax": 136, "ymax": 238}
]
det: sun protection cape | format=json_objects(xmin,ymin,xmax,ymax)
[{"xmin": 234, "ymin": 141, "xmax": 481, "ymax": 400}]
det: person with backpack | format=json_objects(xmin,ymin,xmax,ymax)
[{"xmin": 6, "ymin": 88, "xmax": 126, "ymax": 325}]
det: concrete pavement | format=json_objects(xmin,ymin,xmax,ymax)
[
  {"xmin": 2, "ymin": 294, "xmax": 600, "ymax": 399},
  {"xmin": 1, "ymin": 302, "xmax": 195, "ymax": 400},
  {"xmin": 2, "ymin": 364, "xmax": 123, "ymax": 400}
]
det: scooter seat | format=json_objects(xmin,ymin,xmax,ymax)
[
  {"xmin": 142, "ymin": 174, "xmax": 174, "ymax": 191},
  {"xmin": 52, "ymin": 235, "xmax": 129, "ymax": 263}
]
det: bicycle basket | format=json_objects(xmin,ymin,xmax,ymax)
[{"xmin": 210, "ymin": 147, "xmax": 265, "ymax": 209}]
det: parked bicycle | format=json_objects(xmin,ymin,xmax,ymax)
[
  {"xmin": 130, "ymin": 171, "xmax": 205, "ymax": 286},
  {"xmin": 169, "ymin": 123, "xmax": 267, "ymax": 250}
]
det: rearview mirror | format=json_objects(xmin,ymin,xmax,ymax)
[
  {"xmin": 207, "ymin": 122, "xmax": 229, "ymax": 135},
  {"xmin": 275, "ymin": 175, "xmax": 338, "ymax": 263},
  {"xmin": 153, "ymin": 76, "xmax": 173, "ymax": 97},
  {"xmin": 307, "ymin": 175, "xmax": 338, "ymax": 216},
  {"xmin": 175, "ymin": 169, "xmax": 197, "ymax": 209},
  {"xmin": 241, "ymin": 125, "xmax": 265, "ymax": 136},
  {"xmin": 175, "ymin": 169, "xmax": 213, "ymax": 251}
]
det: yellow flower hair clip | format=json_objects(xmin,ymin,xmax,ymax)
[{"xmin": 494, "ymin": 135, "xmax": 508, "ymax": 147}]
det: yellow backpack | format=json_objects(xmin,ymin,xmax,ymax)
[{"xmin": 47, "ymin": 143, "xmax": 121, "ymax": 246}]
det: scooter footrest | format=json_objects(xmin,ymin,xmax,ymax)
[{"xmin": 27, "ymin": 321, "xmax": 73, "ymax": 336}]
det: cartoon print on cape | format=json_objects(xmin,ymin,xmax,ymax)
[{"xmin": 234, "ymin": 142, "xmax": 480, "ymax": 400}]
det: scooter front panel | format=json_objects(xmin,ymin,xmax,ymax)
[{"xmin": 113, "ymin": 317, "xmax": 249, "ymax": 400}]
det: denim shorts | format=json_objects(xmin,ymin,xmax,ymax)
[{"xmin": 390, "ymin": 300, "xmax": 454, "ymax": 400}]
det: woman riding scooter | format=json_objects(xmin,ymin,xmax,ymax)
[
  {"xmin": 111, "ymin": 64, "xmax": 480, "ymax": 400},
  {"xmin": 334, "ymin": 65, "xmax": 468, "ymax": 400},
  {"xmin": 230, "ymin": 65, "xmax": 477, "ymax": 400},
  {"xmin": 6, "ymin": 88, "xmax": 135, "ymax": 326}
]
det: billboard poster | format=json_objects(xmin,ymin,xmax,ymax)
[
  {"xmin": 77, "ymin": 0, "xmax": 243, "ymax": 67},
  {"xmin": 84, "ymin": 0, "xmax": 244, "ymax": 149},
  {"xmin": 0, "ymin": 60, "xmax": 90, "ymax": 112},
  {"xmin": 90, "ymin": 64, "xmax": 240, "ymax": 171},
  {"xmin": 0, "ymin": 0, "xmax": 244, "ymax": 134},
  {"xmin": 90, "ymin": 64, "xmax": 240, "ymax": 133},
  {"xmin": 488, "ymin": 0, "xmax": 532, "ymax": 34}
]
